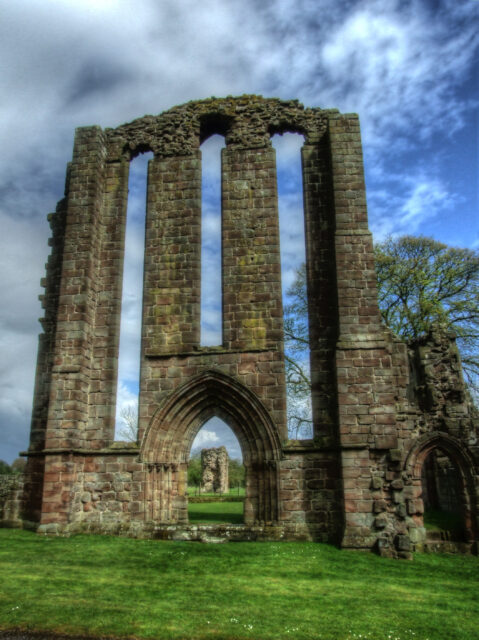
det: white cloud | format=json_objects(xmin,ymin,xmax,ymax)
[
  {"xmin": 192, "ymin": 429, "xmax": 219, "ymax": 449},
  {"xmin": 191, "ymin": 417, "xmax": 242, "ymax": 460},
  {"xmin": 257, "ymin": 0, "xmax": 479, "ymax": 147},
  {"xmin": 369, "ymin": 174, "xmax": 459, "ymax": 241}
]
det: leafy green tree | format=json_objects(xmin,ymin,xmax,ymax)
[
  {"xmin": 284, "ymin": 237, "xmax": 479, "ymax": 415},
  {"xmin": 375, "ymin": 236, "xmax": 479, "ymax": 391},
  {"xmin": 0, "ymin": 460, "xmax": 12, "ymax": 474},
  {"xmin": 10, "ymin": 458, "xmax": 26, "ymax": 474},
  {"xmin": 228, "ymin": 458, "xmax": 245, "ymax": 491},
  {"xmin": 187, "ymin": 452, "xmax": 202, "ymax": 493}
]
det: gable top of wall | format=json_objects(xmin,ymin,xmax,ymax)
[{"xmin": 82, "ymin": 95, "xmax": 351, "ymax": 161}]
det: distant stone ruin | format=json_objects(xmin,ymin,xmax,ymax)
[
  {"xmin": 2, "ymin": 95, "xmax": 477, "ymax": 555},
  {"xmin": 201, "ymin": 447, "xmax": 229, "ymax": 493}
]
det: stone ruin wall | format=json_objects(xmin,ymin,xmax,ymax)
[
  {"xmin": 1, "ymin": 96, "xmax": 477, "ymax": 555},
  {"xmin": 201, "ymin": 447, "xmax": 229, "ymax": 493},
  {"xmin": 0, "ymin": 475, "xmax": 24, "ymax": 527}
]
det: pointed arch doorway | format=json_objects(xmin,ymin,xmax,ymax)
[
  {"xmin": 140, "ymin": 370, "xmax": 282, "ymax": 526},
  {"xmin": 406, "ymin": 433, "xmax": 478, "ymax": 545}
]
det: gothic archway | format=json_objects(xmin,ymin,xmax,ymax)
[
  {"xmin": 140, "ymin": 370, "xmax": 282, "ymax": 526},
  {"xmin": 405, "ymin": 432, "xmax": 477, "ymax": 542}
]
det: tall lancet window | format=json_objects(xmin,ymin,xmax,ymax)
[
  {"xmin": 200, "ymin": 134, "xmax": 225, "ymax": 346},
  {"xmin": 115, "ymin": 151, "xmax": 153, "ymax": 441}
]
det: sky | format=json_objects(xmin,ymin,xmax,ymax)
[{"xmin": 0, "ymin": 0, "xmax": 478, "ymax": 463}]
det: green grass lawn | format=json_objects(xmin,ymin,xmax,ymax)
[
  {"xmin": 188, "ymin": 500, "xmax": 244, "ymax": 524},
  {"xmin": 0, "ymin": 530, "xmax": 478, "ymax": 640}
]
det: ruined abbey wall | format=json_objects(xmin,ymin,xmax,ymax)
[
  {"xmin": 4, "ymin": 96, "xmax": 478, "ymax": 555},
  {"xmin": 201, "ymin": 447, "xmax": 229, "ymax": 494}
]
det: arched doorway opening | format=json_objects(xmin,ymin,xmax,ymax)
[
  {"xmin": 140, "ymin": 370, "xmax": 282, "ymax": 527},
  {"xmin": 187, "ymin": 417, "xmax": 245, "ymax": 524},
  {"xmin": 421, "ymin": 447, "xmax": 466, "ymax": 540},
  {"xmin": 406, "ymin": 434, "xmax": 477, "ymax": 544}
]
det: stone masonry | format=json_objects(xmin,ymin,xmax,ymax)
[
  {"xmin": 201, "ymin": 447, "xmax": 229, "ymax": 494},
  {"xmin": 4, "ymin": 96, "xmax": 478, "ymax": 556}
]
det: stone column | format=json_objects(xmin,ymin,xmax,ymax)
[
  {"xmin": 88, "ymin": 158, "xmax": 130, "ymax": 445},
  {"xmin": 139, "ymin": 152, "xmax": 202, "ymax": 439},
  {"xmin": 30, "ymin": 196, "xmax": 67, "ymax": 452},
  {"xmin": 221, "ymin": 146, "xmax": 284, "ymax": 352},
  {"xmin": 44, "ymin": 126, "xmax": 108, "ymax": 452},
  {"xmin": 302, "ymin": 137, "xmax": 338, "ymax": 443},
  {"xmin": 328, "ymin": 114, "xmax": 396, "ymax": 549}
]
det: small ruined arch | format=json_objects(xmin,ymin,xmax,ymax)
[
  {"xmin": 405, "ymin": 432, "xmax": 477, "ymax": 541},
  {"xmin": 199, "ymin": 112, "xmax": 234, "ymax": 145},
  {"xmin": 140, "ymin": 370, "xmax": 282, "ymax": 525},
  {"xmin": 126, "ymin": 141, "xmax": 155, "ymax": 161}
]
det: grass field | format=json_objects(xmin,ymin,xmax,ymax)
[
  {"xmin": 188, "ymin": 500, "xmax": 243, "ymax": 524},
  {"xmin": 0, "ymin": 530, "xmax": 478, "ymax": 640}
]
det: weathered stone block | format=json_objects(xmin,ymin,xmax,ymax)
[{"xmin": 373, "ymin": 499, "xmax": 387, "ymax": 514}]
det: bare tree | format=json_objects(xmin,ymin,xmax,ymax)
[
  {"xmin": 118, "ymin": 405, "xmax": 138, "ymax": 442},
  {"xmin": 283, "ymin": 263, "xmax": 313, "ymax": 439}
]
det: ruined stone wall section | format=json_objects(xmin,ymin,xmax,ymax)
[
  {"xmin": 302, "ymin": 138, "xmax": 338, "ymax": 443},
  {"xmin": 88, "ymin": 159, "xmax": 130, "ymax": 444},
  {"xmin": 36, "ymin": 453, "xmax": 146, "ymax": 534},
  {"xmin": 0, "ymin": 475, "xmax": 24, "ymax": 526},
  {"xmin": 398, "ymin": 330, "xmax": 479, "ymax": 548},
  {"xmin": 410, "ymin": 329, "xmax": 478, "ymax": 438},
  {"xmin": 279, "ymin": 448, "xmax": 343, "ymax": 542},
  {"xmin": 222, "ymin": 147, "xmax": 283, "ymax": 352},
  {"xmin": 30, "ymin": 196, "xmax": 68, "ymax": 452},
  {"xmin": 105, "ymin": 96, "xmax": 331, "ymax": 160},
  {"xmin": 201, "ymin": 446, "xmax": 229, "ymax": 493},
  {"xmin": 141, "ymin": 153, "xmax": 202, "ymax": 357},
  {"xmin": 44, "ymin": 126, "xmax": 108, "ymax": 452},
  {"xmin": 325, "ymin": 114, "xmax": 415, "ymax": 552}
]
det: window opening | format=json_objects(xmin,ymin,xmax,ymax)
[
  {"xmin": 187, "ymin": 417, "xmax": 244, "ymax": 523},
  {"xmin": 114, "ymin": 152, "xmax": 153, "ymax": 441},
  {"xmin": 200, "ymin": 134, "xmax": 225, "ymax": 346},
  {"xmin": 272, "ymin": 133, "xmax": 313, "ymax": 439}
]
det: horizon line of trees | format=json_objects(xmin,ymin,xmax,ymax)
[{"xmin": 0, "ymin": 458, "xmax": 26, "ymax": 475}]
